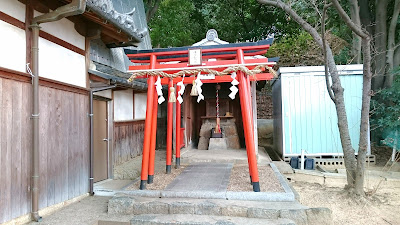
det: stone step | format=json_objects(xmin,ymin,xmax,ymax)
[
  {"xmin": 130, "ymin": 214, "xmax": 297, "ymax": 225},
  {"xmin": 109, "ymin": 196, "xmax": 332, "ymax": 225}
]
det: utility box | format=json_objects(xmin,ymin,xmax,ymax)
[{"xmin": 272, "ymin": 65, "xmax": 370, "ymax": 158}]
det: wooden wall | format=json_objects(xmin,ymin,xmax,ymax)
[
  {"xmin": 113, "ymin": 120, "xmax": 145, "ymax": 166},
  {"xmin": 0, "ymin": 77, "xmax": 89, "ymax": 223}
]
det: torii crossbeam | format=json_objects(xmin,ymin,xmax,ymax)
[{"xmin": 125, "ymin": 39, "xmax": 276, "ymax": 192}]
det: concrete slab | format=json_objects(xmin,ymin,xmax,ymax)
[
  {"xmin": 208, "ymin": 138, "xmax": 228, "ymax": 150},
  {"xmin": 165, "ymin": 163, "xmax": 233, "ymax": 192},
  {"xmin": 94, "ymin": 180, "xmax": 135, "ymax": 196},
  {"xmin": 273, "ymin": 161, "xmax": 294, "ymax": 174},
  {"xmin": 180, "ymin": 148, "xmax": 271, "ymax": 164}
]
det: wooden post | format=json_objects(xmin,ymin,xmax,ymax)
[
  {"xmin": 237, "ymin": 49, "xmax": 260, "ymax": 192},
  {"xmin": 139, "ymin": 54, "xmax": 156, "ymax": 190},
  {"xmin": 175, "ymin": 85, "xmax": 181, "ymax": 168},
  {"xmin": 166, "ymin": 79, "xmax": 173, "ymax": 173},
  {"xmin": 251, "ymin": 81, "xmax": 259, "ymax": 157},
  {"xmin": 148, "ymin": 81, "xmax": 159, "ymax": 184}
]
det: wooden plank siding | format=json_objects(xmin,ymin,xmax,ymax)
[
  {"xmin": 0, "ymin": 77, "xmax": 90, "ymax": 224},
  {"xmin": 113, "ymin": 120, "xmax": 145, "ymax": 166}
]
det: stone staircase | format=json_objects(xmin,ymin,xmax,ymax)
[{"xmin": 107, "ymin": 196, "xmax": 332, "ymax": 225}]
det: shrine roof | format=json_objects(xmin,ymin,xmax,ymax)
[{"xmin": 124, "ymin": 38, "xmax": 273, "ymax": 61}]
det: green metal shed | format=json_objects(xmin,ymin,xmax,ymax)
[{"xmin": 272, "ymin": 64, "xmax": 371, "ymax": 158}]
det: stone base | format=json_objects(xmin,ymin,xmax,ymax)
[
  {"xmin": 198, "ymin": 118, "xmax": 240, "ymax": 150},
  {"xmin": 208, "ymin": 138, "xmax": 228, "ymax": 150}
]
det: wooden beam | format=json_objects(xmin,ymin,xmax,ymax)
[{"xmin": 158, "ymin": 73, "xmax": 274, "ymax": 85}]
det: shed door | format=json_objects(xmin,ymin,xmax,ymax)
[{"xmin": 93, "ymin": 100, "xmax": 108, "ymax": 182}]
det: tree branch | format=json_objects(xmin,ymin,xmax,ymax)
[
  {"xmin": 322, "ymin": 2, "xmax": 336, "ymax": 103},
  {"xmin": 331, "ymin": 0, "xmax": 368, "ymax": 39},
  {"xmin": 257, "ymin": 0, "xmax": 323, "ymax": 47}
]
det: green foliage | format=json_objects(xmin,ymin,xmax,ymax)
[
  {"xmin": 149, "ymin": 0, "xmax": 200, "ymax": 47},
  {"xmin": 146, "ymin": 0, "xmax": 355, "ymax": 65},
  {"xmin": 371, "ymin": 67, "xmax": 400, "ymax": 148},
  {"xmin": 148, "ymin": 0, "xmax": 303, "ymax": 48},
  {"xmin": 266, "ymin": 31, "xmax": 322, "ymax": 66}
]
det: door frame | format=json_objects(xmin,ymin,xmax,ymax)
[{"xmin": 93, "ymin": 95, "xmax": 114, "ymax": 180}]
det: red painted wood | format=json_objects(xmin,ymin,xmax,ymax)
[
  {"xmin": 140, "ymin": 55, "xmax": 156, "ymax": 183},
  {"xmin": 175, "ymin": 85, "xmax": 181, "ymax": 161},
  {"xmin": 128, "ymin": 50, "xmax": 268, "ymax": 64},
  {"xmin": 128, "ymin": 58, "xmax": 271, "ymax": 71},
  {"xmin": 127, "ymin": 44, "xmax": 270, "ymax": 58},
  {"xmin": 148, "ymin": 83, "xmax": 158, "ymax": 180},
  {"xmin": 237, "ymin": 49, "xmax": 259, "ymax": 185},
  {"xmin": 159, "ymin": 73, "xmax": 273, "ymax": 85},
  {"xmin": 166, "ymin": 79, "xmax": 173, "ymax": 168}
]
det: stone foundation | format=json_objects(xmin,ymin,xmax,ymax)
[{"xmin": 198, "ymin": 118, "xmax": 240, "ymax": 150}]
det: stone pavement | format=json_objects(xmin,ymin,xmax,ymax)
[{"xmin": 165, "ymin": 163, "xmax": 233, "ymax": 192}]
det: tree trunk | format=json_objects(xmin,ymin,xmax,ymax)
[
  {"xmin": 257, "ymin": 0, "xmax": 358, "ymax": 188},
  {"xmin": 394, "ymin": 47, "xmax": 400, "ymax": 68},
  {"xmin": 384, "ymin": 0, "xmax": 400, "ymax": 87},
  {"xmin": 145, "ymin": 0, "xmax": 161, "ymax": 22},
  {"xmin": 373, "ymin": 0, "xmax": 389, "ymax": 90},
  {"xmin": 350, "ymin": 0, "xmax": 362, "ymax": 64},
  {"xmin": 354, "ymin": 37, "xmax": 372, "ymax": 196},
  {"xmin": 359, "ymin": 0, "xmax": 373, "ymax": 35}
]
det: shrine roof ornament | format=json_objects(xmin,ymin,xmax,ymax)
[{"xmin": 192, "ymin": 29, "xmax": 229, "ymax": 46}]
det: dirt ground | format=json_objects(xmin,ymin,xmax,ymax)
[
  {"xmin": 292, "ymin": 180, "xmax": 400, "ymax": 225},
  {"xmin": 27, "ymin": 196, "xmax": 131, "ymax": 225},
  {"xmin": 125, "ymin": 166, "xmax": 186, "ymax": 190},
  {"xmin": 28, "ymin": 147, "xmax": 400, "ymax": 225}
]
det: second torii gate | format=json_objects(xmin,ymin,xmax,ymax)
[{"xmin": 125, "ymin": 39, "xmax": 276, "ymax": 192}]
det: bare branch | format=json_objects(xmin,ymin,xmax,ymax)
[
  {"xmin": 331, "ymin": 0, "xmax": 369, "ymax": 39},
  {"xmin": 257, "ymin": 0, "xmax": 323, "ymax": 47},
  {"xmin": 322, "ymin": 2, "xmax": 336, "ymax": 103}
]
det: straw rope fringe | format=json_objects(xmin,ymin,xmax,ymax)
[{"xmin": 127, "ymin": 65, "xmax": 277, "ymax": 82}]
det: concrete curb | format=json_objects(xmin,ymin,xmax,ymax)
[{"xmin": 116, "ymin": 163, "xmax": 295, "ymax": 202}]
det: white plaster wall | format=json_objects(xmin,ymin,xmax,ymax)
[
  {"xmin": 0, "ymin": 21, "xmax": 26, "ymax": 72},
  {"xmin": 34, "ymin": 10, "xmax": 85, "ymax": 50},
  {"xmin": 134, "ymin": 93, "xmax": 147, "ymax": 120},
  {"xmin": 0, "ymin": 0, "xmax": 25, "ymax": 22},
  {"xmin": 114, "ymin": 89, "xmax": 133, "ymax": 121},
  {"xmin": 94, "ymin": 89, "xmax": 112, "ymax": 99},
  {"xmin": 38, "ymin": 37, "xmax": 86, "ymax": 87}
]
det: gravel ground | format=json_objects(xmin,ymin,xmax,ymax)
[
  {"xmin": 125, "ymin": 166, "xmax": 186, "ymax": 190},
  {"xmin": 227, "ymin": 165, "xmax": 284, "ymax": 192},
  {"xmin": 114, "ymin": 150, "xmax": 167, "ymax": 180}
]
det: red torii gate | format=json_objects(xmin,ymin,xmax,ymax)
[{"xmin": 125, "ymin": 39, "xmax": 275, "ymax": 192}]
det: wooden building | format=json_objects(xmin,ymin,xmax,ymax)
[{"xmin": 0, "ymin": 0, "xmax": 151, "ymax": 223}]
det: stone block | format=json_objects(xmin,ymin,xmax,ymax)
[
  {"xmin": 169, "ymin": 201, "xmax": 195, "ymax": 214},
  {"xmin": 208, "ymin": 138, "xmax": 227, "ymax": 150},
  {"xmin": 199, "ymin": 126, "xmax": 212, "ymax": 137},
  {"xmin": 108, "ymin": 196, "xmax": 135, "ymax": 214},
  {"xmin": 194, "ymin": 201, "xmax": 222, "ymax": 216},
  {"xmin": 198, "ymin": 137, "xmax": 209, "ymax": 150},
  {"xmin": 221, "ymin": 205, "xmax": 248, "ymax": 217},
  {"xmin": 132, "ymin": 201, "xmax": 168, "ymax": 215},
  {"xmin": 247, "ymin": 208, "xmax": 279, "ymax": 219},
  {"xmin": 222, "ymin": 125, "xmax": 238, "ymax": 136},
  {"xmin": 226, "ymin": 136, "xmax": 240, "ymax": 149},
  {"xmin": 306, "ymin": 207, "xmax": 333, "ymax": 225},
  {"xmin": 147, "ymin": 201, "xmax": 169, "ymax": 214},
  {"xmin": 280, "ymin": 209, "xmax": 307, "ymax": 225}
]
